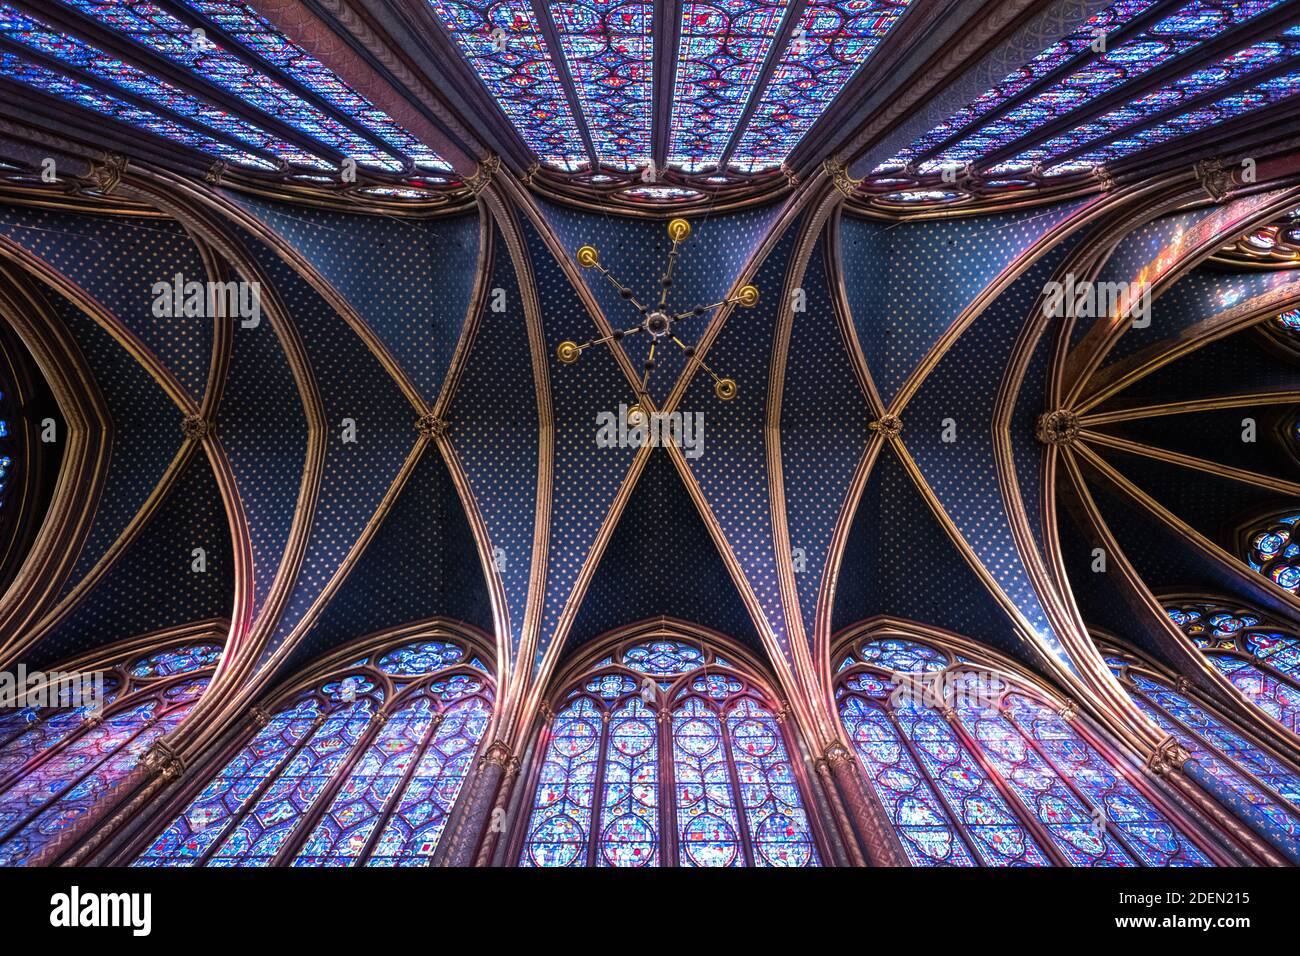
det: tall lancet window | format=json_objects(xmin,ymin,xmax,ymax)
[
  {"xmin": 1099, "ymin": 640, "xmax": 1300, "ymax": 845},
  {"xmin": 1164, "ymin": 599, "xmax": 1300, "ymax": 737},
  {"xmin": 519, "ymin": 632, "xmax": 821, "ymax": 867},
  {"xmin": 134, "ymin": 629, "xmax": 493, "ymax": 867},
  {"xmin": 0, "ymin": 637, "xmax": 221, "ymax": 866},
  {"xmin": 834, "ymin": 628, "xmax": 1215, "ymax": 867}
]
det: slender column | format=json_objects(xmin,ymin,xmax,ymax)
[
  {"xmin": 438, "ymin": 739, "xmax": 514, "ymax": 867},
  {"xmin": 823, "ymin": 741, "xmax": 909, "ymax": 867},
  {"xmin": 813, "ymin": 755, "xmax": 868, "ymax": 867},
  {"xmin": 789, "ymin": 723, "xmax": 850, "ymax": 867}
]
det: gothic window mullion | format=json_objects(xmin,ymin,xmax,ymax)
[
  {"xmin": 878, "ymin": 698, "xmax": 987, "ymax": 867},
  {"xmin": 585, "ymin": 705, "xmax": 614, "ymax": 866},
  {"xmin": 1126, "ymin": 678, "xmax": 1300, "ymax": 822},
  {"xmin": 999, "ymin": 708, "xmax": 1148, "ymax": 865},
  {"xmin": 352, "ymin": 707, "xmax": 448, "ymax": 867},
  {"xmin": 717, "ymin": 708, "xmax": 756, "ymax": 868},
  {"xmin": 267, "ymin": 704, "xmax": 390, "ymax": 868},
  {"xmin": 658, "ymin": 704, "xmax": 677, "ymax": 867},
  {"xmin": 193, "ymin": 711, "xmax": 329, "ymax": 868},
  {"xmin": 938, "ymin": 706, "xmax": 1072, "ymax": 868}
]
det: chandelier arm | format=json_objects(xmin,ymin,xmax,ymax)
[
  {"xmin": 670, "ymin": 334, "xmax": 722, "ymax": 385},
  {"xmin": 576, "ymin": 324, "xmax": 644, "ymax": 353},
  {"xmin": 594, "ymin": 264, "xmax": 648, "ymax": 313},
  {"xmin": 658, "ymin": 237, "xmax": 683, "ymax": 308},
  {"xmin": 641, "ymin": 340, "xmax": 658, "ymax": 392}
]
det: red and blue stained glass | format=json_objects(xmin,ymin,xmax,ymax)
[
  {"xmin": 135, "ymin": 636, "xmax": 492, "ymax": 867},
  {"xmin": 426, "ymin": 0, "xmax": 587, "ymax": 169},
  {"xmin": 1166, "ymin": 600, "xmax": 1300, "ymax": 737},
  {"xmin": 835, "ymin": 634, "xmax": 1214, "ymax": 866},
  {"xmin": 0, "ymin": 642, "xmax": 218, "ymax": 867},
  {"xmin": 732, "ymin": 0, "xmax": 912, "ymax": 173},
  {"xmin": 548, "ymin": 1, "xmax": 653, "ymax": 172},
  {"xmin": 60, "ymin": 0, "xmax": 405, "ymax": 169},
  {"xmin": 668, "ymin": 0, "xmax": 792, "ymax": 172}
]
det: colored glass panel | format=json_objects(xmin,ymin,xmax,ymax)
[
  {"xmin": 726, "ymin": 697, "xmax": 818, "ymax": 866},
  {"xmin": 133, "ymin": 698, "xmax": 323, "ymax": 866},
  {"xmin": 426, "ymin": 0, "xmax": 586, "ymax": 169},
  {"xmin": 179, "ymin": 0, "xmax": 449, "ymax": 169},
  {"xmin": 840, "ymin": 694, "xmax": 974, "ymax": 865},
  {"xmin": 291, "ymin": 695, "xmax": 436, "ymax": 866},
  {"xmin": 595, "ymin": 696, "xmax": 659, "ymax": 866},
  {"xmin": 731, "ymin": 0, "xmax": 912, "ymax": 172},
  {"xmin": 1005, "ymin": 694, "xmax": 1210, "ymax": 866},
  {"xmin": 957, "ymin": 694, "xmax": 1137, "ymax": 866},
  {"xmin": 548, "ymin": 0, "xmax": 653, "ymax": 172},
  {"xmin": 60, "ymin": 0, "xmax": 404, "ymax": 169},
  {"xmin": 367, "ymin": 696, "xmax": 492, "ymax": 866},
  {"xmin": 880, "ymin": 0, "xmax": 1160, "ymax": 171},
  {"xmin": 622, "ymin": 639, "xmax": 705, "ymax": 674},
  {"xmin": 672, "ymin": 696, "xmax": 745, "ymax": 865},
  {"xmin": 521, "ymin": 696, "xmax": 602, "ymax": 866},
  {"xmin": 0, "ymin": 49, "xmax": 273, "ymax": 168},
  {"xmin": 668, "ymin": 0, "xmax": 793, "ymax": 172}
]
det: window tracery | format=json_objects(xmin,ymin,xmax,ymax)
[
  {"xmin": 834, "ymin": 628, "xmax": 1214, "ymax": 866},
  {"xmin": 1164, "ymin": 599, "xmax": 1300, "ymax": 736},
  {"xmin": 520, "ymin": 632, "xmax": 820, "ymax": 867},
  {"xmin": 0, "ymin": 637, "xmax": 221, "ymax": 866},
  {"xmin": 133, "ymin": 630, "xmax": 493, "ymax": 867}
]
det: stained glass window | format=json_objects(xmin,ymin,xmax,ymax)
[
  {"xmin": 1104, "ymin": 645, "xmax": 1300, "ymax": 843},
  {"xmin": 668, "ymin": 0, "xmax": 793, "ymax": 172},
  {"xmin": 0, "ymin": 640, "xmax": 221, "ymax": 866},
  {"xmin": 0, "ymin": 50, "xmax": 273, "ymax": 169},
  {"xmin": 0, "ymin": 4, "xmax": 329, "ymax": 170},
  {"xmin": 834, "ymin": 631, "xmax": 1214, "ymax": 866},
  {"xmin": 867, "ymin": 0, "xmax": 1299, "ymax": 201},
  {"xmin": 547, "ymin": 1, "xmax": 653, "ymax": 172},
  {"xmin": 177, "ymin": 0, "xmax": 450, "ymax": 170},
  {"xmin": 520, "ymin": 633, "xmax": 820, "ymax": 866},
  {"xmin": 1165, "ymin": 600, "xmax": 1300, "ymax": 736},
  {"xmin": 1242, "ymin": 512, "xmax": 1300, "ymax": 592},
  {"xmin": 425, "ymin": 0, "xmax": 586, "ymax": 170},
  {"xmin": 133, "ymin": 631, "xmax": 492, "ymax": 867},
  {"xmin": 57, "ymin": 0, "xmax": 421, "ymax": 171},
  {"xmin": 730, "ymin": 0, "xmax": 913, "ymax": 173}
]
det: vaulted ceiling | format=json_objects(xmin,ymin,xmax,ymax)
[{"xmin": 0, "ymin": 0, "xmax": 1299, "ymax": 766}]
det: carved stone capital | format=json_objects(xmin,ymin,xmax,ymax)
[
  {"xmin": 822, "ymin": 157, "xmax": 862, "ymax": 198},
  {"xmin": 1036, "ymin": 408, "xmax": 1079, "ymax": 446},
  {"xmin": 780, "ymin": 162, "xmax": 800, "ymax": 188},
  {"xmin": 181, "ymin": 415, "xmax": 211, "ymax": 440},
  {"xmin": 142, "ymin": 739, "xmax": 186, "ymax": 782},
  {"xmin": 415, "ymin": 413, "xmax": 448, "ymax": 440},
  {"xmin": 88, "ymin": 153, "xmax": 127, "ymax": 194},
  {"xmin": 1092, "ymin": 165, "xmax": 1114, "ymax": 192},
  {"xmin": 466, "ymin": 155, "xmax": 501, "ymax": 195},
  {"xmin": 1058, "ymin": 698, "xmax": 1078, "ymax": 721},
  {"xmin": 522, "ymin": 162, "xmax": 541, "ymax": 186},
  {"xmin": 205, "ymin": 160, "xmax": 229, "ymax": 186},
  {"xmin": 869, "ymin": 414, "xmax": 902, "ymax": 438},
  {"xmin": 1194, "ymin": 158, "xmax": 1234, "ymax": 203},
  {"xmin": 481, "ymin": 738, "xmax": 513, "ymax": 770},
  {"xmin": 248, "ymin": 705, "xmax": 271, "ymax": 729},
  {"xmin": 822, "ymin": 741, "xmax": 854, "ymax": 768},
  {"xmin": 1146, "ymin": 735, "xmax": 1192, "ymax": 777}
]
